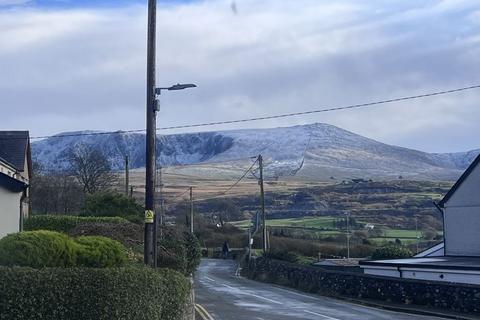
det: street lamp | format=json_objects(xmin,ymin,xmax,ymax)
[
  {"xmin": 155, "ymin": 83, "xmax": 197, "ymax": 94},
  {"xmin": 149, "ymin": 82, "xmax": 196, "ymax": 268}
]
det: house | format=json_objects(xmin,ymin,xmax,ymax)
[
  {"xmin": 0, "ymin": 131, "xmax": 31, "ymax": 239},
  {"xmin": 360, "ymin": 154, "xmax": 480, "ymax": 284}
]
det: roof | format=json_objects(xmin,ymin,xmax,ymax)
[
  {"xmin": 438, "ymin": 153, "xmax": 480, "ymax": 208},
  {"xmin": 360, "ymin": 256, "xmax": 480, "ymax": 271},
  {"xmin": 0, "ymin": 131, "xmax": 29, "ymax": 172},
  {"xmin": 414, "ymin": 242, "xmax": 444, "ymax": 258}
]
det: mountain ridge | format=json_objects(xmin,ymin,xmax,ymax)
[{"xmin": 32, "ymin": 123, "xmax": 479, "ymax": 181}]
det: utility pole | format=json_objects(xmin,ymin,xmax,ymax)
[
  {"xmin": 130, "ymin": 186, "xmax": 134, "ymax": 198},
  {"xmin": 415, "ymin": 216, "xmax": 419, "ymax": 254},
  {"xmin": 248, "ymin": 227, "xmax": 252, "ymax": 262},
  {"xmin": 189, "ymin": 186, "xmax": 194, "ymax": 234},
  {"xmin": 125, "ymin": 155, "xmax": 129, "ymax": 197},
  {"xmin": 345, "ymin": 211, "xmax": 350, "ymax": 259},
  {"xmin": 144, "ymin": 0, "xmax": 157, "ymax": 267},
  {"xmin": 259, "ymin": 155, "xmax": 267, "ymax": 254},
  {"xmin": 158, "ymin": 165, "xmax": 164, "ymax": 239}
]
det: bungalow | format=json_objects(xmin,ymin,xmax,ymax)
[
  {"xmin": 360, "ymin": 154, "xmax": 480, "ymax": 284},
  {"xmin": 0, "ymin": 131, "xmax": 31, "ymax": 239}
]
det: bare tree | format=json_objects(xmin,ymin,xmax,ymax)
[
  {"xmin": 68, "ymin": 145, "xmax": 117, "ymax": 194},
  {"xmin": 30, "ymin": 160, "xmax": 85, "ymax": 214}
]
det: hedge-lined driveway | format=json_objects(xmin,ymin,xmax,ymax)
[{"xmin": 194, "ymin": 259, "xmax": 446, "ymax": 320}]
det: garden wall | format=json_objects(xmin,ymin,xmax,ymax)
[{"xmin": 245, "ymin": 257, "xmax": 480, "ymax": 315}]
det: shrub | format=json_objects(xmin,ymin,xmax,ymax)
[
  {"xmin": 83, "ymin": 192, "xmax": 143, "ymax": 218},
  {"xmin": 264, "ymin": 249, "xmax": 300, "ymax": 263},
  {"xmin": 0, "ymin": 231, "xmax": 129, "ymax": 268},
  {"xmin": 0, "ymin": 231, "xmax": 77, "ymax": 268},
  {"xmin": 75, "ymin": 236, "xmax": 127, "ymax": 268},
  {"xmin": 371, "ymin": 245, "xmax": 412, "ymax": 260},
  {"xmin": 68, "ymin": 221, "xmax": 143, "ymax": 251},
  {"xmin": 158, "ymin": 238, "xmax": 188, "ymax": 275},
  {"xmin": 0, "ymin": 266, "xmax": 190, "ymax": 320},
  {"xmin": 157, "ymin": 231, "xmax": 202, "ymax": 275},
  {"xmin": 184, "ymin": 232, "xmax": 202, "ymax": 274},
  {"xmin": 24, "ymin": 215, "xmax": 128, "ymax": 233}
]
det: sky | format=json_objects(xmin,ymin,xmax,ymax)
[{"xmin": 0, "ymin": 0, "xmax": 479, "ymax": 153}]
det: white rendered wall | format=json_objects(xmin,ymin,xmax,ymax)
[
  {"xmin": 444, "ymin": 207, "xmax": 480, "ymax": 256},
  {"xmin": 0, "ymin": 187, "xmax": 21, "ymax": 239}
]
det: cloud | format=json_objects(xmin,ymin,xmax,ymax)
[{"xmin": 0, "ymin": 0, "xmax": 479, "ymax": 153}]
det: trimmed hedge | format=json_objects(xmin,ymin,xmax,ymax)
[
  {"xmin": 0, "ymin": 266, "xmax": 190, "ymax": 320},
  {"xmin": 68, "ymin": 221, "xmax": 143, "ymax": 250},
  {"xmin": 24, "ymin": 215, "xmax": 128, "ymax": 233},
  {"xmin": 75, "ymin": 236, "xmax": 128, "ymax": 268},
  {"xmin": 0, "ymin": 231, "xmax": 77, "ymax": 268},
  {"xmin": 371, "ymin": 245, "xmax": 412, "ymax": 260},
  {"xmin": 0, "ymin": 231, "xmax": 128, "ymax": 268},
  {"xmin": 83, "ymin": 192, "xmax": 143, "ymax": 218}
]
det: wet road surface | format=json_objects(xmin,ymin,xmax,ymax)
[{"xmin": 195, "ymin": 259, "xmax": 447, "ymax": 320}]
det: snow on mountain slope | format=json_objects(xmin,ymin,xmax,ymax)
[{"xmin": 31, "ymin": 123, "xmax": 479, "ymax": 180}]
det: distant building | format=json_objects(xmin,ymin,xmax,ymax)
[
  {"xmin": 0, "ymin": 131, "xmax": 31, "ymax": 238},
  {"xmin": 360, "ymin": 154, "xmax": 480, "ymax": 284}
]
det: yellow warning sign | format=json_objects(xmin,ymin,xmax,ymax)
[{"xmin": 145, "ymin": 210, "xmax": 154, "ymax": 223}]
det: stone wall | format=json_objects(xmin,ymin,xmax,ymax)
[
  {"xmin": 245, "ymin": 257, "xmax": 480, "ymax": 315},
  {"xmin": 182, "ymin": 277, "xmax": 195, "ymax": 320}
]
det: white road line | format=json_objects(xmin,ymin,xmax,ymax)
[
  {"xmin": 218, "ymin": 282, "xmax": 282, "ymax": 305},
  {"xmin": 303, "ymin": 310, "xmax": 341, "ymax": 320},
  {"xmin": 204, "ymin": 276, "xmax": 216, "ymax": 282},
  {"xmin": 271, "ymin": 285, "xmax": 320, "ymax": 300}
]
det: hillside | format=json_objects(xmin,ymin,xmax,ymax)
[{"xmin": 32, "ymin": 123, "xmax": 479, "ymax": 181}]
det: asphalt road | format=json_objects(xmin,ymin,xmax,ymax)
[{"xmin": 195, "ymin": 259, "xmax": 447, "ymax": 320}]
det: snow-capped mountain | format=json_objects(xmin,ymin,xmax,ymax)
[{"xmin": 31, "ymin": 123, "xmax": 479, "ymax": 180}]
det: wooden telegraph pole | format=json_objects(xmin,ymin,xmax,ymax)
[
  {"xmin": 125, "ymin": 155, "xmax": 129, "ymax": 197},
  {"xmin": 144, "ymin": 0, "xmax": 157, "ymax": 267},
  {"xmin": 259, "ymin": 155, "xmax": 267, "ymax": 254},
  {"xmin": 190, "ymin": 187, "xmax": 194, "ymax": 234}
]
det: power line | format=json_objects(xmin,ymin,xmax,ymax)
[
  {"xmin": 193, "ymin": 158, "xmax": 259, "ymax": 202},
  {"xmin": 7, "ymin": 84, "xmax": 479, "ymax": 141},
  {"xmin": 166, "ymin": 187, "xmax": 191, "ymax": 202},
  {"xmin": 218, "ymin": 158, "xmax": 259, "ymax": 195}
]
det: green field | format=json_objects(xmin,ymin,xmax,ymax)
[
  {"xmin": 230, "ymin": 217, "xmax": 438, "ymax": 245},
  {"xmin": 232, "ymin": 216, "xmax": 337, "ymax": 229},
  {"xmin": 382, "ymin": 229, "xmax": 419, "ymax": 238}
]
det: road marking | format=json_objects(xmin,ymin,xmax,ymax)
[
  {"xmin": 272, "ymin": 286, "xmax": 320, "ymax": 300},
  {"xmin": 217, "ymin": 282, "xmax": 283, "ymax": 305},
  {"xmin": 303, "ymin": 310, "xmax": 341, "ymax": 320},
  {"xmin": 243, "ymin": 292, "xmax": 282, "ymax": 305},
  {"xmin": 195, "ymin": 304, "xmax": 215, "ymax": 320},
  {"xmin": 204, "ymin": 276, "xmax": 216, "ymax": 282}
]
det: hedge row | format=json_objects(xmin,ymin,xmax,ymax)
[
  {"xmin": 0, "ymin": 231, "xmax": 127, "ymax": 268},
  {"xmin": 0, "ymin": 266, "xmax": 189, "ymax": 320},
  {"xmin": 24, "ymin": 215, "xmax": 128, "ymax": 233}
]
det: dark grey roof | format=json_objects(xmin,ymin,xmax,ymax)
[
  {"xmin": 360, "ymin": 256, "xmax": 480, "ymax": 271},
  {"xmin": 0, "ymin": 131, "xmax": 29, "ymax": 172},
  {"xmin": 438, "ymin": 153, "xmax": 480, "ymax": 208}
]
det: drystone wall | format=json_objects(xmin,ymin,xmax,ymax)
[{"xmin": 245, "ymin": 257, "xmax": 480, "ymax": 315}]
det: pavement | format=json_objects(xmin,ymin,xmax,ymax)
[{"xmin": 194, "ymin": 259, "xmax": 449, "ymax": 320}]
